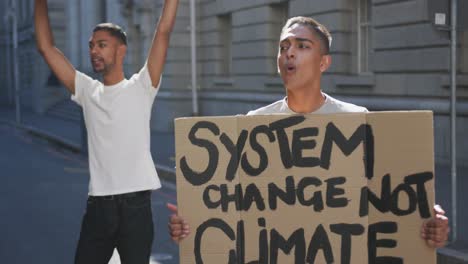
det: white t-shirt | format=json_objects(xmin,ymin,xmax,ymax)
[
  {"xmin": 247, "ymin": 92, "xmax": 368, "ymax": 115},
  {"xmin": 72, "ymin": 65, "xmax": 161, "ymax": 195}
]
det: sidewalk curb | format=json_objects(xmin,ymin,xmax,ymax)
[
  {"xmin": 0, "ymin": 119, "xmax": 81, "ymax": 152},
  {"xmin": 438, "ymin": 247, "xmax": 468, "ymax": 264},
  {"xmin": 156, "ymin": 164, "xmax": 176, "ymax": 183}
]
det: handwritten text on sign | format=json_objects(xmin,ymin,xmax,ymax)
[{"xmin": 176, "ymin": 113, "xmax": 435, "ymax": 264}]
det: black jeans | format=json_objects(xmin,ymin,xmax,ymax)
[{"xmin": 74, "ymin": 190, "xmax": 154, "ymax": 264}]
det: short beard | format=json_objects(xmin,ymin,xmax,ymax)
[
  {"xmin": 91, "ymin": 56, "xmax": 116, "ymax": 74},
  {"xmin": 92, "ymin": 64, "xmax": 109, "ymax": 74}
]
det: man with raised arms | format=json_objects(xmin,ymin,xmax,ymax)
[{"xmin": 35, "ymin": 0, "xmax": 179, "ymax": 263}]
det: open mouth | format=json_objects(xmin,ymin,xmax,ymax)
[
  {"xmin": 286, "ymin": 65, "xmax": 296, "ymax": 72},
  {"xmin": 91, "ymin": 57, "xmax": 104, "ymax": 67},
  {"xmin": 91, "ymin": 57, "xmax": 103, "ymax": 63}
]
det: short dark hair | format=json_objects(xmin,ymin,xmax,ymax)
[
  {"xmin": 93, "ymin": 23, "xmax": 127, "ymax": 46},
  {"xmin": 281, "ymin": 16, "xmax": 332, "ymax": 55}
]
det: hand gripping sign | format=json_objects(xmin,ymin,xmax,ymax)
[{"xmin": 175, "ymin": 112, "xmax": 436, "ymax": 264}]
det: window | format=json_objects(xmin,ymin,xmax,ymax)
[
  {"xmin": 17, "ymin": 0, "xmax": 23, "ymax": 24},
  {"xmin": 218, "ymin": 14, "xmax": 232, "ymax": 76},
  {"xmin": 461, "ymin": 31, "xmax": 468, "ymax": 74},
  {"xmin": 357, "ymin": 0, "xmax": 372, "ymax": 73},
  {"xmin": 19, "ymin": 0, "xmax": 28, "ymax": 25},
  {"xmin": 99, "ymin": 1, "xmax": 107, "ymax": 22}
]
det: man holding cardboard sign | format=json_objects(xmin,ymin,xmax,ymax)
[{"xmin": 168, "ymin": 16, "xmax": 449, "ymax": 261}]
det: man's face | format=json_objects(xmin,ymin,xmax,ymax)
[
  {"xmin": 277, "ymin": 24, "xmax": 330, "ymax": 89},
  {"xmin": 88, "ymin": 30, "xmax": 124, "ymax": 74}
]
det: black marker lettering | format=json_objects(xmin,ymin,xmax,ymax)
[
  {"xmin": 270, "ymin": 228, "xmax": 306, "ymax": 264},
  {"xmin": 368, "ymin": 222, "xmax": 402, "ymax": 264},
  {"xmin": 180, "ymin": 121, "xmax": 220, "ymax": 186},
  {"xmin": 321, "ymin": 123, "xmax": 374, "ymax": 180},
  {"xmin": 194, "ymin": 218, "xmax": 237, "ymax": 264},
  {"xmin": 269, "ymin": 116, "xmax": 306, "ymax": 169},
  {"xmin": 220, "ymin": 130, "xmax": 248, "ymax": 182},
  {"xmin": 297, "ymin": 177, "xmax": 324, "ymax": 212},
  {"xmin": 330, "ymin": 223, "xmax": 365, "ymax": 264},
  {"xmin": 291, "ymin": 127, "xmax": 320, "ymax": 167},
  {"xmin": 306, "ymin": 224, "xmax": 334, "ymax": 263},
  {"xmin": 241, "ymin": 125, "xmax": 275, "ymax": 176},
  {"xmin": 326, "ymin": 177, "xmax": 348, "ymax": 208},
  {"xmin": 268, "ymin": 176, "xmax": 296, "ymax": 210}
]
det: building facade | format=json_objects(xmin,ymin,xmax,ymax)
[
  {"xmin": 160, "ymin": 0, "xmax": 468, "ymax": 168},
  {"xmin": 1, "ymin": 0, "xmax": 468, "ymax": 172},
  {"xmin": 1, "ymin": 0, "xmax": 467, "ymax": 242}
]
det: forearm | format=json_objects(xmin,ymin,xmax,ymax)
[
  {"xmin": 34, "ymin": 0, "xmax": 76, "ymax": 93},
  {"xmin": 34, "ymin": 0, "xmax": 55, "ymax": 53},
  {"xmin": 146, "ymin": 0, "xmax": 179, "ymax": 86},
  {"xmin": 156, "ymin": 0, "xmax": 179, "ymax": 34}
]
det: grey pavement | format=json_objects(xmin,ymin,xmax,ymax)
[{"xmin": 1, "ymin": 105, "xmax": 468, "ymax": 263}]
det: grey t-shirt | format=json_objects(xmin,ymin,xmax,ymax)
[{"xmin": 246, "ymin": 92, "xmax": 368, "ymax": 115}]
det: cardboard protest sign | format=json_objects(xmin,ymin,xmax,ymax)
[{"xmin": 175, "ymin": 112, "xmax": 435, "ymax": 264}]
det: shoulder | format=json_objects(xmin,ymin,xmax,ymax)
[
  {"xmin": 75, "ymin": 70, "xmax": 102, "ymax": 92},
  {"xmin": 75, "ymin": 70, "xmax": 100, "ymax": 85},
  {"xmin": 128, "ymin": 64, "xmax": 161, "ymax": 91},
  {"xmin": 75, "ymin": 70, "xmax": 91, "ymax": 82},
  {"xmin": 72, "ymin": 70, "xmax": 102, "ymax": 104},
  {"xmin": 246, "ymin": 99, "xmax": 285, "ymax": 115},
  {"xmin": 321, "ymin": 93, "xmax": 368, "ymax": 113}
]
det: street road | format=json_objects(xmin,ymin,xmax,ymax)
[{"xmin": 0, "ymin": 123, "xmax": 179, "ymax": 264}]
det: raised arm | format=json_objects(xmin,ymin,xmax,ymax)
[
  {"xmin": 146, "ymin": 0, "xmax": 179, "ymax": 88},
  {"xmin": 34, "ymin": 0, "xmax": 76, "ymax": 94}
]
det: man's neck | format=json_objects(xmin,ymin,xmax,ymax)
[
  {"xmin": 102, "ymin": 69, "xmax": 125, "ymax": 86},
  {"xmin": 286, "ymin": 85, "xmax": 325, "ymax": 114}
]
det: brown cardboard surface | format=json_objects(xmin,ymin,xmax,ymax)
[
  {"xmin": 366, "ymin": 112, "xmax": 436, "ymax": 263},
  {"xmin": 175, "ymin": 112, "xmax": 436, "ymax": 264},
  {"xmin": 175, "ymin": 116, "xmax": 241, "ymax": 257}
]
